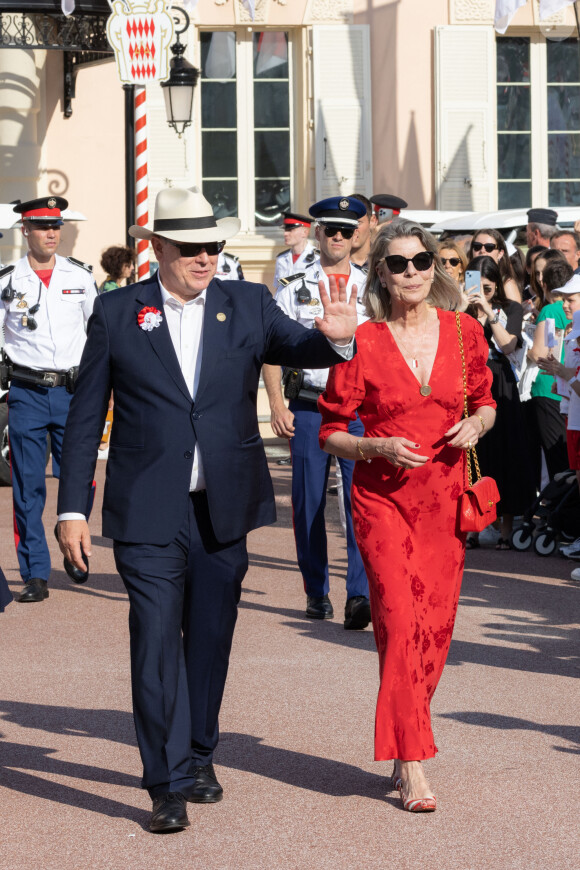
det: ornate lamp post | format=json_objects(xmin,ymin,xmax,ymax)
[{"xmin": 161, "ymin": 7, "xmax": 198, "ymax": 138}]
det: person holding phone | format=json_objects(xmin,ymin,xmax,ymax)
[
  {"xmin": 468, "ymin": 229, "xmax": 521, "ymax": 302},
  {"xmin": 464, "ymin": 256, "xmax": 534, "ymax": 549},
  {"xmin": 526, "ymin": 253, "xmax": 572, "ymax": 488}
]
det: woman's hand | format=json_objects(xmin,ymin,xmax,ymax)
[
  {"xmin": 468, "ymin": 290, "xmax": 494, "ymax": 319},
  {"xmin": 445, "ymin": 416, "xmax": 482, "ymax": 450},
  {"xmin": 538, "ymin": 354, "xmax": 564, "ymax": 377},
  {"xmin": 367, "ymin": 437, "xmax": 429, "ymax": 469}
]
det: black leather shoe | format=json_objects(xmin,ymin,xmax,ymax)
[
  {"xmin": 18, "ymin": 578, "xmax": 49, "ymax": 603},
  {"xmin": 306, "ymin": 594, "xmax": 334, "ymax": 619},
  {"xmin": 276, "ymin": 456, "xmax": 291, "ymax": 465},
  {"xmin": 186, "ymin": 763, "xmax": 223, "ymax": 803},
  {"xmin": 54, "ymin": 524, "xmax": 89, "ymax": 584},
  {"xmin": 344, "ymin": 595, "xmax": 371, "ymax": 630},
  {"xmin": 149, "ymin": 792, "xmax": 190, "ymax": 833}
]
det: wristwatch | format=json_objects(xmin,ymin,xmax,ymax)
[{"xmin": 489, "ymin": 313, "xmax": 500, "ymax": 325}]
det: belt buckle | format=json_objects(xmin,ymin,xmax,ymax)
[{"xmin": 44, "ymin": 373, "xmax": 57, "ymax": 387}]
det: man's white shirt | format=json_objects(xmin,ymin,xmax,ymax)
[{"xmin": 159, "ymin": 279, "xmax": 207, "ymax": 491}]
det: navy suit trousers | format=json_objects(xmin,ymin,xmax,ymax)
[
  {"xmin": 288, "ymin": 399, "xmax": 368, "ymax": 600},
  {"xmin": 113, "ymin": 491, "xmax": 247, "ymax": 798}
]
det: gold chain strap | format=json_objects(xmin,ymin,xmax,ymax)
[{"xmin": 455, "ymin": 311, "xmax": 481, "ymax": 489}]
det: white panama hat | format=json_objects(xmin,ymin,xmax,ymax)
[{"xmin": 129, "ymin": 187, "xmax": 240, "ymax": 243}]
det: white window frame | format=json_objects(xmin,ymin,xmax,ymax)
[
  {"xmin": 496, "ymin": 31, "xmax": 580, "ymax": 208},
  {"xmin": 196, "ymin": 28, "xmax": 295, "ymax": 235}
]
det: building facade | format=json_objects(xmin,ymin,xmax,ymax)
[{"xmin": 1, "ymin": 0, "xmax": 579, "ymax": 284}]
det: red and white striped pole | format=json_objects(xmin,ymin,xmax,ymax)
[{"xmin": 135, "ymin": 85, "xmax": 150, "ymax": 280}]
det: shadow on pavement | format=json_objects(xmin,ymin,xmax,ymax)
[
  {"xmin": 237, "ymin": 598, "xmax": 377, "ymax": 649},
  {"xmin": 0, "ymin": 735, "xmax": 147, "ymax": 825},
  {"xmin": 438, "ymin": 712, "xmax": 580, "ymax": 755},
  {"xmin": 239, "ymin": 561, "xmax": 580, "ymax": 676},
  {"xmin": 0, "ymin": 766, "xmax": 149, "ymax": 826},
  {"xmin": 217, "ymin": 731, "xmax": 398, "ymax": 805},
  {"xmin": 449, "ymin": 568, "xmax": 580, "ymax": 679},
  {"xmin": 247, "ymin": 552, "xmax": 304, "ymax": 573},
  {"xmin": 48, "ymin": 569, "xmax": 126, "ymax": 601},
  {"xmin": 0, "ymin": 701, "xmax": 136, "ymax": 745}
]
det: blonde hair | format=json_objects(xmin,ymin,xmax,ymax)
[
  {"xmin": 437, "ymin": 238, "xmax": 468, "ymax": 281},
  {"xmin": 364, "ymin": 220, "xmax": 462, "ymax": 321}
]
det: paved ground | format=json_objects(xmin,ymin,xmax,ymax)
[{"xmin": 0, "ymin": 452, "xmax": 578, "ymax": 870}]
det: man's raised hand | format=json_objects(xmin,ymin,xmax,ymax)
[{"xmin": 314, "ymin": 275, "xmax": 358, "ymax": 345}]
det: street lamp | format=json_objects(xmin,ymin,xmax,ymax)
[{"xmin": 161, "ymin": 7, "xmax": 198, "ymax": 138}]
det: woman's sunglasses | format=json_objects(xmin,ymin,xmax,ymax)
[
  {"xmin": 384, "ymin": 251, "xmax": 434, "ymax": 274},
  {"xmin": 471, "ymin": 242, "xmax": 497, "ymax": 253},
  {"xmin": 322, "ymin": 226, "xmax": 355, "ymax": 239},
  {"xmin": 440, "ymin": 257, "xmax": 460, "ymax": 267},
  {"xmin": 167, "ymin": 240, "xmax": 226, "ymax": 257}
]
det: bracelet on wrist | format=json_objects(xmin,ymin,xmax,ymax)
[
  {"xmin": 356, "ymin": 439, "xmax": 372, "ymax": 463},
  {"xmin": 476, "ymin": 414, "xmax": 486, "ymax": 434}
]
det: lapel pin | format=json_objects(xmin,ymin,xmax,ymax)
[{"xmin": 216, "ymin": 312, "xmax": 226, "ymax": 322}]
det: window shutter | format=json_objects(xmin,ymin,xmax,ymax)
[
  {"xmin": 146, "ymin": 79, "xmax": 195, "ymax": 211},
  {"xmin": 435, "ymin": 26, "xmax": 496, "ymax": 211},
  {"xmin": 312, "ymin": 25, "xmax": 373, "ymax": 199}
]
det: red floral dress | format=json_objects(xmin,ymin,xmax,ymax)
[{"xmin": 319, "ymin": 310, "xmax": 494, "ymax": 761}]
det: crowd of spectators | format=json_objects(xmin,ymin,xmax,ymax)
[{"xmin": 437, "ymin": 219, "xmax": 580, "ymax": 566}]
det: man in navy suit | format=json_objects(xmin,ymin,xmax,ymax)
[{"xmin": 56, "ymin": 188, "xmax": 358, "ymax": 833}]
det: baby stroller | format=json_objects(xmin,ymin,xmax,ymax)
[{"xmin": 510, "ymin": 470, "xmax": 580, "ymax": 556}]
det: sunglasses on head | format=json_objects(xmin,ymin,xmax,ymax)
[
  {"xmin": 322, "ymin": 226, "xmax": 355, "ymax": 239},
  {"xmin": 167, "ymin": 240, "xmax": 226, "ymax": 257},
  {"xmin": 472, "ymin": 241, "xmax": 497, "ymax": 253},
  {"xmin": 384, "ymin": 251, "xmax": 434, "ymax": 274},
  {"xmin": 440, "ymin": 257, "xmax": 460, "ymax": 267}
]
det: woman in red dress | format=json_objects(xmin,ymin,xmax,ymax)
[{"xmin": 318, "ymin": 221, "xmax": 496, "ymax": 812}]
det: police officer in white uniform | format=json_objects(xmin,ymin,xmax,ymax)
[
  {"xmin": 0, "ymin": 197, "xmax": 97, "ymax": 602},
  {"xmin": 273, "ymin": 212, "xmax": 317, "ymax": 293},
  {"xmin": 215, "ymin": 250, "xmax": 244, "ymax": 281},
  {"xmin": 263, "ymin": 196, "xmax": 371, "ymax": 629}
]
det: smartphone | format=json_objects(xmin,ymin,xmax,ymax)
[{"xmin": 464, "ymin": 270, "xmax": 481, "ymax": 296}]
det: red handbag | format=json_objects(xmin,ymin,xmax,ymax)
[
  {"xmin": 459, "ymin": 460, "xmax": 500, "ymax": 532},
  {"xmin": 455, "ymin": 312, "xmax": 500, "ymax": 533}
]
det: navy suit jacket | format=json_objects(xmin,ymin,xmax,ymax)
[{"xmin": 57, "ymin": 274, "xmax": 349, "ymax": 544}]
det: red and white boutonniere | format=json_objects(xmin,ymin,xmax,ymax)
[{"xmin": 137, "ymin": 306, "xmax": 163, "ymax": 331}]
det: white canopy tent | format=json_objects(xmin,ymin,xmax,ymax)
[{"xmin": 495, "ymin": 0, "xmax": 578, "ymax": 33}]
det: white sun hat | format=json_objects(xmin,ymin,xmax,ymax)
[
  {"xmin": 129, "ymin": 187, "xmax": 240, "ymax": 243},
  {"xmin": 558, "ymin": 273, "xmax": 580, "ymax": 296}
]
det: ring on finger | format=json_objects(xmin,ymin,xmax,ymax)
[{"xmin": 467, "ymin": 440, "xmax": 472, "ymax": 449}]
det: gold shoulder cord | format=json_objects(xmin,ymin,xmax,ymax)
[{"xmin": 455, "ymin": 312, "xmax": 482, "ymax": 489}]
